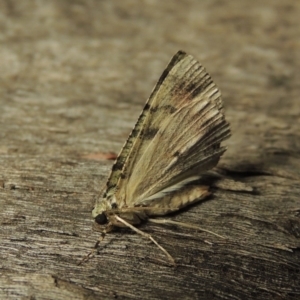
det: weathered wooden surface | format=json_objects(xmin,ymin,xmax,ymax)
[{"xmin": 0, "ymin": 1, "xmax": 299, "ymax": 299}]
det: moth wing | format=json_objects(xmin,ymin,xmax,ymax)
[
  {"xmin": 112, "ymin": 51, "xmax": 230, "ymax": 207},
  {"xmin": 124, "ymin": 95, "xmax": 231, "ymax": 205},
  {"xmin": 103, "ymin": 51, "xmax": 188, "ymax": 199}
]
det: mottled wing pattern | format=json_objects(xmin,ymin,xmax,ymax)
[
  {"xmin": 104, "ymin": 51, "xmax": 187, "ymax": 199},
  {"xmin": 110, "ymin": 51, "xmax": 230, "ymax": 207},
  {"xmin": 128, "ymin": 95, "xmax": 230, "ymax": 205}
]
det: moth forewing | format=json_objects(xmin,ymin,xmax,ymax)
[
  {"xmin": 124, "ymin": 97, "xmax": 229, "ymax": 203},
  {"xmin": 91, "ymin": 50, "xmax": 231, "ymax": 263}
]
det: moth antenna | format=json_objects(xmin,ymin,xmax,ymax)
[
  {"xmin": 78, "ymin": 227, "xmax": 109, "ymax": 265},
  {"xmin": 148, "ymin": 218, "xmax": 226, "ymax": 240},
  {"xmin": 113, "ymin": 215, "xmax": 176, "ymax": 265}
]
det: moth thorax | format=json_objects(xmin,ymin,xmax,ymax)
[{"xmin": 92, "ymin": 195, "xmax": 119, "ymax": 225}]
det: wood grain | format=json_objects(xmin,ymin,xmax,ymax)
[{"xmin": 0, "ymin": 1, "xmax": 299, "ymax": 299}]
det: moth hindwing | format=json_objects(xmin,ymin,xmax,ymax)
[{"xmin": 92, "ymin": 50, "xmax": 231, "ymax": 263}]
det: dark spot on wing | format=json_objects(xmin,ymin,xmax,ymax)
[
  {"xmin": 162, "ymin": 105, "xmax": 176, "ymax": 114},
  {"xmin": 144, "ymin": 103, "xmax": 150, "ymax": 110},
  {"xmin": 143, "ymin": 127, "xmax": 159, "ymax": 139},
  {"xmin": 150, "ymin": 104, "xmax": 176, "ymax": 115},
  {"xmin": 112, "ymin": 161, "xmax": 123, "ymax": 171},
  {"xmin": 173, "ymin": 151, "xmax": 180, "ymax": 157},
  {"xmin": 150, "ymin": 106, "xmax": 158, "ymax": 113},
  {"xmin": 107, "ymin": 183, "xmax": 116, "ymax": 191},
  {"xmin": 130, "ymin": 127, "xmax": 140, "ymax": 138}
]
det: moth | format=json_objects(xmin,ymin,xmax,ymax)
[{"xmin": 91, "ymin": 50, "xmax": 231, "ymax": 264}]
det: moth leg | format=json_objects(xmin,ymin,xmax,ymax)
[
  {"xmin": 148, "ymin": 218, "xmax": 226, "ymax": 240},
  {"xmin": 78, "ymin": 223, "xmax": 114, "ymax": 265},
  {"xmin": 113, "ymin": 215, "xmax": 176, "ymax": 265}
]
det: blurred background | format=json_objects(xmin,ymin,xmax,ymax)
[{"xmin": 1, "ymin": 0, "xmax": 298, "ymax": 158}]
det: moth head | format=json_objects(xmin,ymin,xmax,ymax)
[
  {"xmin": 92, "ymin": 197, "xmax": 116, "ymax": 225},
  {"xmin": 94, "ymin": 212, "xmax": 108, "ymax": 225}
]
